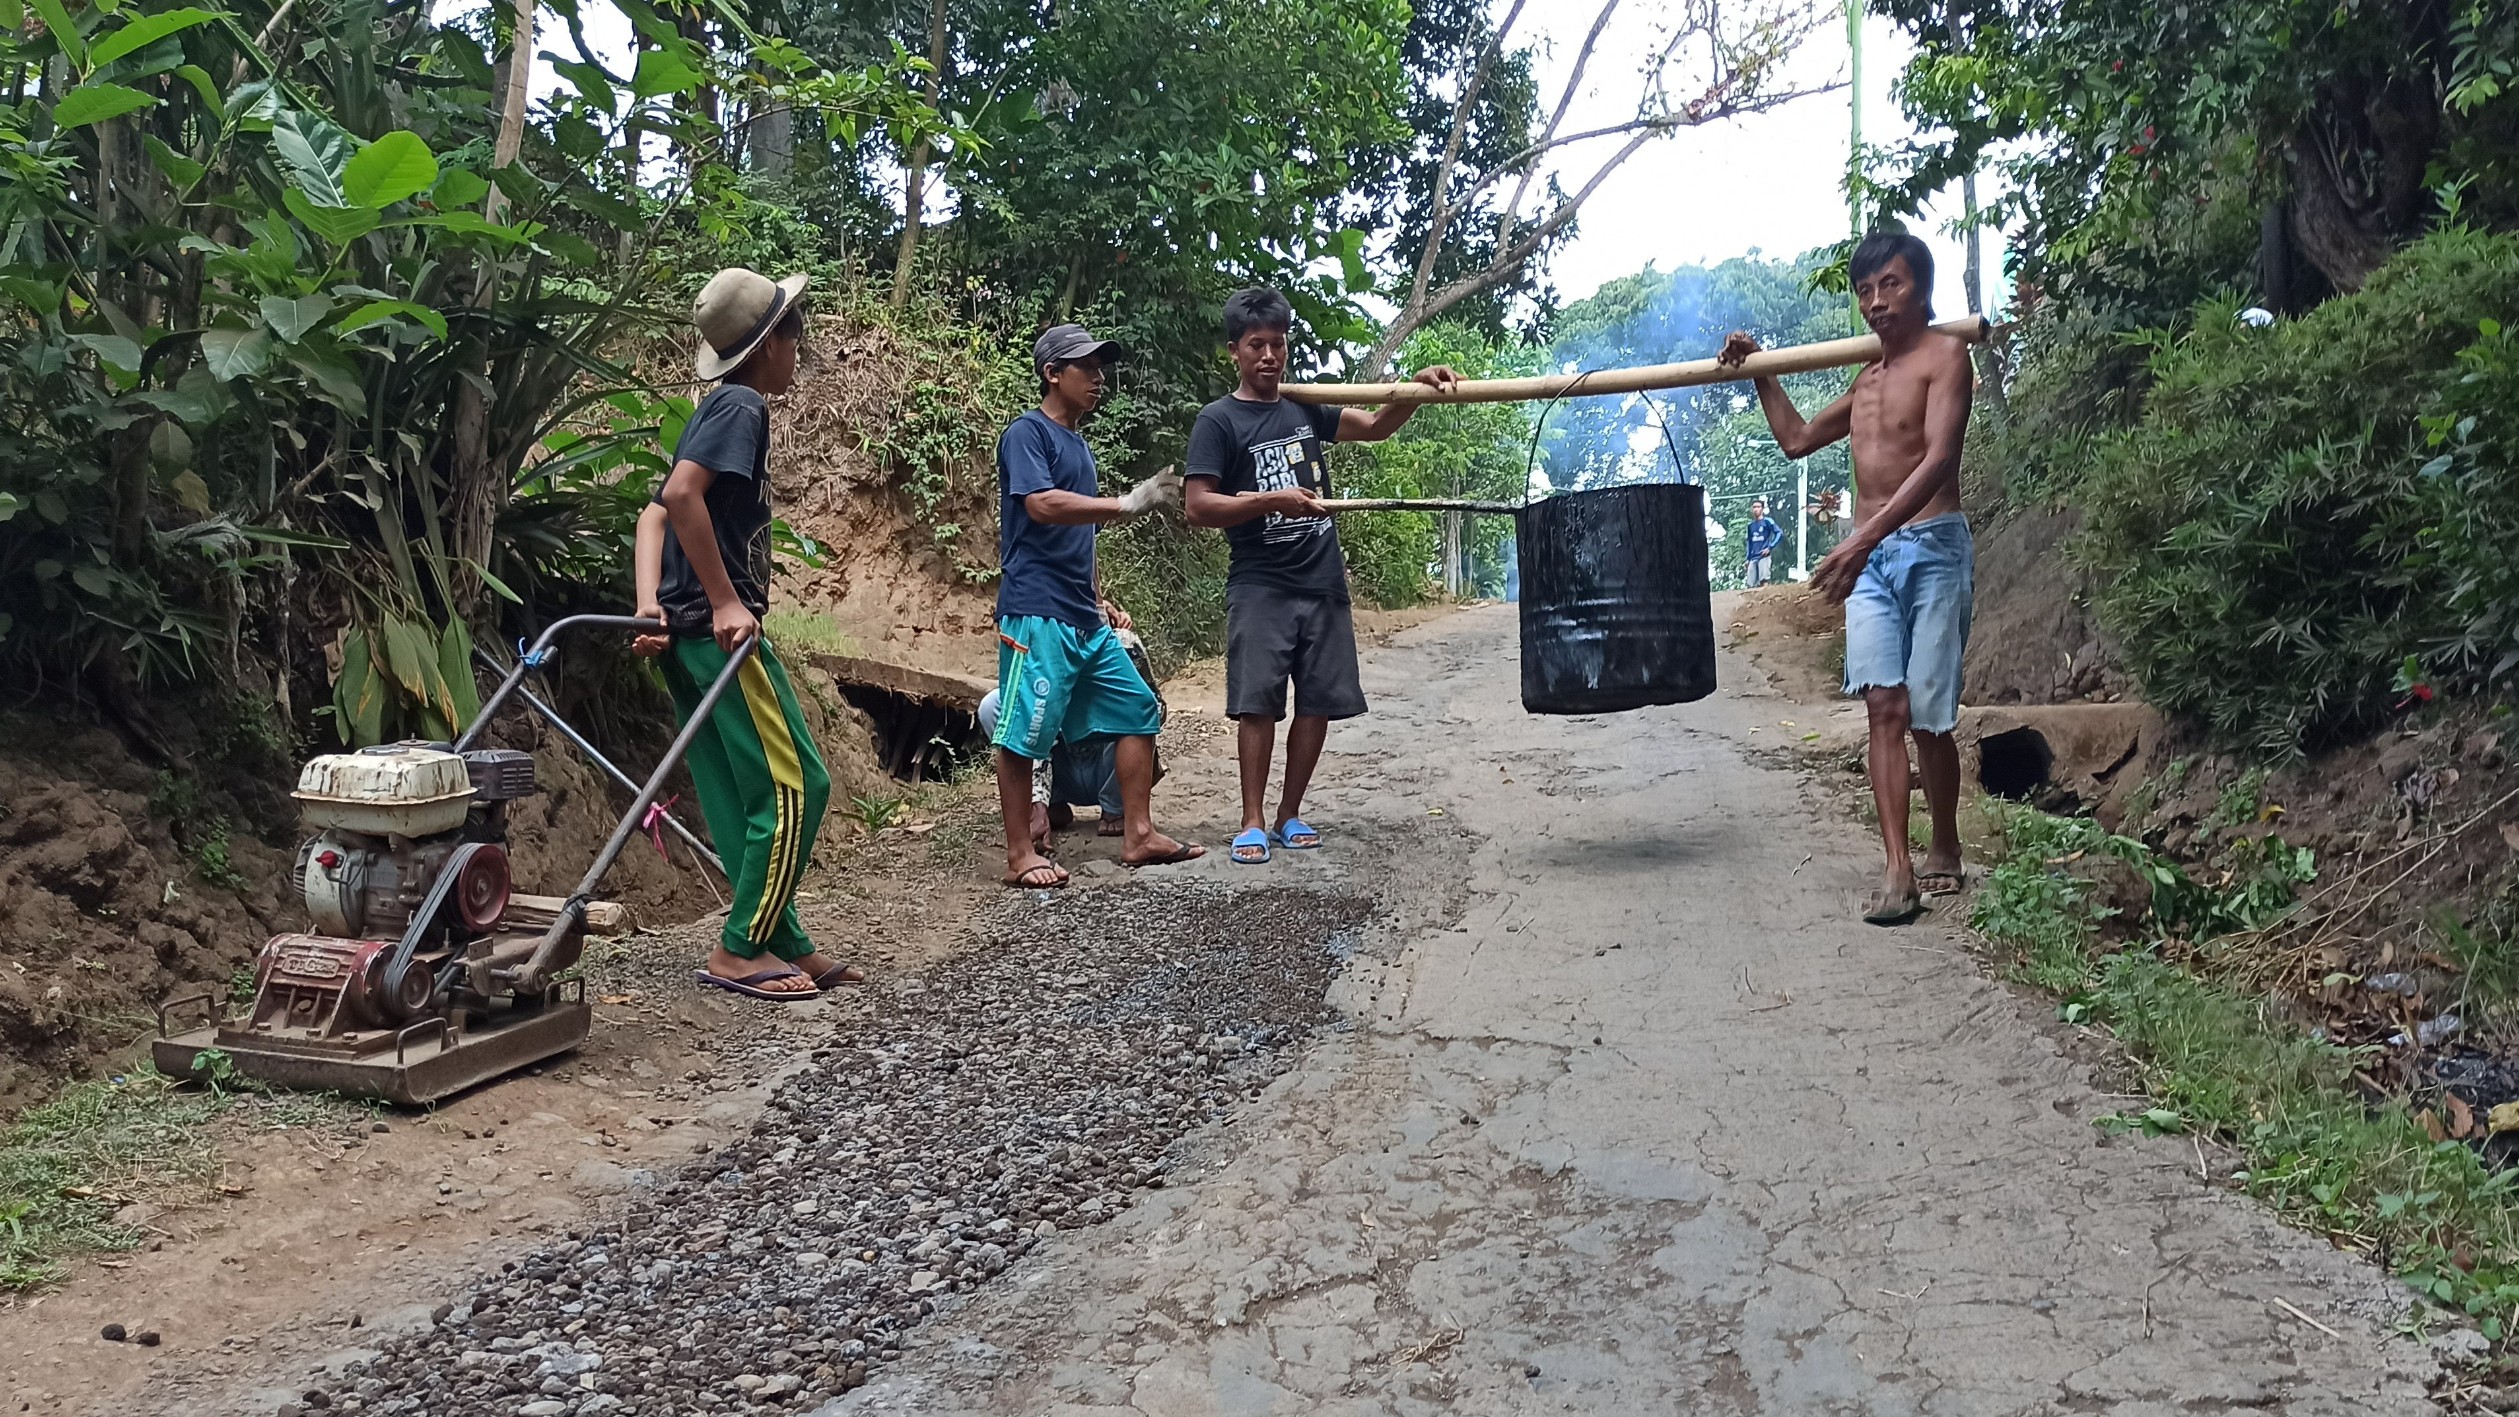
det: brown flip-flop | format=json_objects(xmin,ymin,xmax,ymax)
[{"xmin": 1918, "ymin": 868, "xmax": 1965, "ymax": 898}]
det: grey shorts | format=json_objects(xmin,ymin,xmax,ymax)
[{"xmin": 1225, "ymin": 584, "xmax": 1367, "ymax": 721}]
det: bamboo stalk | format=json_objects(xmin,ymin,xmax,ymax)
[
  {"xmin": 1316, "ymin": 497, "xmax": 1522, "ymax": 514},
  {"xmin": 1285, "ymin": 316, "xmax": 1993, "ymax": 406}
]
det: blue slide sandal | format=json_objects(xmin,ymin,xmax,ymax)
[
  {"xmin": 1275, "ymin": 817, "xmax": 1322, "ymax": 850},
  {"xmin": 1230, "ymin": 826, "xmax": 1272, "ymax": 865}
]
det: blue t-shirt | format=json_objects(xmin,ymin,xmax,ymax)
[
  {"xmin": 996, "ymin": 409, "xmax": 1102, "ymax": 627},
  {"xmin": 1746, "ymin": 515, "xmax": 1783, "ymax": 560}
]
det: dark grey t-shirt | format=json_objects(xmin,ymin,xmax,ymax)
[
  {"xmin": 654, "ymin": 384, "xmax": 774, "ymax": 635},
  {"xmin": 1185, "ymin": 395, "xmax": 1346, "ymax": 599}
]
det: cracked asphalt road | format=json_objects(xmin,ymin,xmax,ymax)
[{"xmin": 826, "ymin": 603, "xmax": 2437, "ymax": 1416}]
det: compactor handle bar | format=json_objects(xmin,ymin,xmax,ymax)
[
  {"xmin": 506, "ymin": 631, "xmax": 762, "ymax": 993},
  {"xmin": 454, "ymin": 614, "xmax": 665, "ymax": 753},
  {"xmin": 445, "ymin": 611, "xmax": 764, "ymax": 994}
]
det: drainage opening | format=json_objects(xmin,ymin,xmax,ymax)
[
  {"xmin": 839, "ymin": 686, "xmax": 986, "ymax": 784},
  {"xmin": 1978, "ymin": 726, "xmax": 2056, "ymax": 801}
]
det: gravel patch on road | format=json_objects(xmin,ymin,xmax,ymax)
[{"xmin": 338, "ymin": 879, "xmax": 1370, "ymax": 1417}]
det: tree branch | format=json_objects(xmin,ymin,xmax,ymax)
[
  {"xmin": 1498, "ymin": 0, "xmax": 1619, "ymax": 251},
  {"xmin": 1404, "ymin": 0, "xmax": 1528, "ymax": 320},
  {"xmin": 1365, "ymin": 78, "xmax": 1838, "ymax": 378}
]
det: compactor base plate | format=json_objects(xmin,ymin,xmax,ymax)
[{"xmin": 153, "ymin": 994, "xmax": 590, "ymax": 1107}]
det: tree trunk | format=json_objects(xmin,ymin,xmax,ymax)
[
  {"xmin": 2283, "ymin": 137, "xmax": 2393, "ymax": 293},
  {"xmin": 751, "ymin": 104, "xmax": 793, "ymax": 181},
  {"xmin": 1959, "ymin": 165, "xmax": 2005, "ymax": 411},
  {"xmin": 2259, "ymin": 201, "xmax": 2294, "ymax": 313},
  {"xmin": 445, "ymin": 0, "xmax": 535, "ymax": 615},
  {"xmin": 1057, "ymin": 250, "xmax": 1082, "ymax": 320},
  {"xmin": 1442, "ymin": 512, "xmax": 1464, "ymax": 599},
  {"xmin": 2280, "ymin": 75, "xmax": 2439, "ymax": 294},
  {"xmin": 891, "ymin": 0, "xmax": 949, "ymax": 313}
]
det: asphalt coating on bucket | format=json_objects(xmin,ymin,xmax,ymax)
[{"xmin": 340, "ymin": 879, "xmax": 1372, "ymax": 1416}]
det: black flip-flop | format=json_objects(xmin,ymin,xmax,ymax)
[
  {"xmin": 808, "ymin": 960, "xmax": 867, "ymax": 990},
  {"xmin": 1863, "ymin": 891, "xmax": 1925, "ymax": 927},
  {"xmin": 1124, "ymin": 843, "xmax": 1208, "ymax": 868},
  {"xmin": 694, "ymin": 966, "xmax": 817, "ymax": 1001},
  {"xmin": 1918, "ymin": 869, "xmax": 1965, "ymax": 899},
  {"xmin": 1004, "ymin": 862, "xmax": 1069, "ymax": 890}
]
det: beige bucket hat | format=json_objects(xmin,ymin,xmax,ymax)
[{"xmin": 692, "ymin": 268, "xmax": 811, "ymax": 380}]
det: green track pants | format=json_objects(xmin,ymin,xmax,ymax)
[{"xmin": 662, "ymin": 637, "xmax": 830, "ymax": 961}]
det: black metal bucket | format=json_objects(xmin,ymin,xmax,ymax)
[{"xmin": 1515, "ymin": 484, "xmax": 1717, "ymax": 715}]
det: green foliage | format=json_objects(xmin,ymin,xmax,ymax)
[
  {"xmin": 1972, "ymin": 821, "xmax": 2113, "ymax": 994},
  {"xmin": 148, "ymin": 770, "xmax": 244, "ymax": 889},
  {"xmin": 789, "ymin": 0, "xmax": 1415, "ymax": 473},
  {"xmin": 847, "ymin": 791, "xmax": 904, "ymax": 834},
  {"xmin": 1876, "ymin": 0, "xmax": 2519, "ymax": 313},
  {"xmin": 845, "ymin": 296, "xmax": 1042, "ymax": 576},
  {"xmin": 761, "ymin": 609, "xmax": 862, "ymax": 659},
  {"xmin": 1959, "ymin": 302, "xmax": 2154, "ymax": 512},
  {"xmin": 1332, "ymin": 323, "xmax": 1535, "ymax": 604},
  {"xmin": 1096, "ymin": 515, "xmax": 1230, "ymax": 678},
  {"xmin": 2072, "ymin": 230, "xmax": 2519, "ymax": 754},
  {"xmin": 2435, "ymin": 911, "xmax": 2519, "ymax": 1022},
  {"xmin": 1340, "ymin": 0, "xmax": 1551, "ymax": 344},
  {"xmin": 2421, "ymin": 306, "xmax": 2519, "ymax": 682},
  {"xmin": 0, "ymin": 0, "xmax": 945, "ymax": 739}
]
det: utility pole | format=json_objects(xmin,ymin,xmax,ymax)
[
  {"xmin": 1846, "ymin": 0, "xmax": 1864, "ymax": 254},
  {"xmin": 1794, "ymin": 459, "xmax": 1809, "ymax": 581},
  {"xmin": 1844, "ymin": 0, "xmax": 1863, "ymax": 526}
]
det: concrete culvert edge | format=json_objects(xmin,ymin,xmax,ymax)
[{"xmin": 1977, "ymin": 725, "xmax": 2057, "ymax": 801}]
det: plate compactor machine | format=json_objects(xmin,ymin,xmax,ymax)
[{"xmin": 155, "ymin": 616, "xmax": 751, "ymax": 1105}]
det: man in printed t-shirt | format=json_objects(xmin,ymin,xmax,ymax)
[{"xmin": 1183, "ymin": 287, "xmax": 1458, "ymax": 866}]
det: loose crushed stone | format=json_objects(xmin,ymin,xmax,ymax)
[{"xmin": 343, "ymin": 879, "xmax": 1370, "ymax": 1416}]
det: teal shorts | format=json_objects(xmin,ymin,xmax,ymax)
[{"xmin": 993, "ymin": 616, "xmax": 1163, "ymax": 761}]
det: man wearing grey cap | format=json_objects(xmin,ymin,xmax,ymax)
[{"xmin": 991, "ymin": 323, "xmax": 1203, "ymax": 889}]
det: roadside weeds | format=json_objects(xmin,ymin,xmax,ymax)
[
  {"xmin": 0, "ymin": 1064, "xmax": 369, "ymax": 1290},
  {"xmin": 1965, "ymin": 800, "xmax": 2519, "ymax": 1403}
]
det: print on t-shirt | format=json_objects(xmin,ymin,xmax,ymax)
[{"xmin": 1251, "ymin": 429, "xmax": 1330, "ymax": 547}]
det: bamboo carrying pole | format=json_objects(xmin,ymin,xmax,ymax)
[{"xmin": 1282, "ymin": 315, "xmax": 1992, "ymax": 406}]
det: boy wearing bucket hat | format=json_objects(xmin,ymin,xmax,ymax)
[
  {"xmin": 991, "ymin": 323, "xmax": 1203, "ymax": 889},
  {"xmin": 1183, "ymin": 287, "xmax": 1457, "ymax": 866},
  {"xmin": 629, "ymin": 267, "xmax": 860, "ymax": 999}
]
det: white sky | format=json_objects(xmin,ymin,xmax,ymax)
[{"xmin": 1516, "ymin": 1, "xmax": 2007, "ymax": 320}]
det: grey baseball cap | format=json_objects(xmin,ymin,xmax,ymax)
[{"xmin": 1032, "ymin": 322, "xmax": 1125, "ymax": 370}]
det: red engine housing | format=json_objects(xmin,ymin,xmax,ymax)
[{"xmin": 248, "ymin": 933, "xmax": 434, "ymax": 1035}]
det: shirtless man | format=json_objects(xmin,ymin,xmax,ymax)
[{"xmin": 1720, "ymin": 230, "xmax": 1975, "ymax": 924}]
